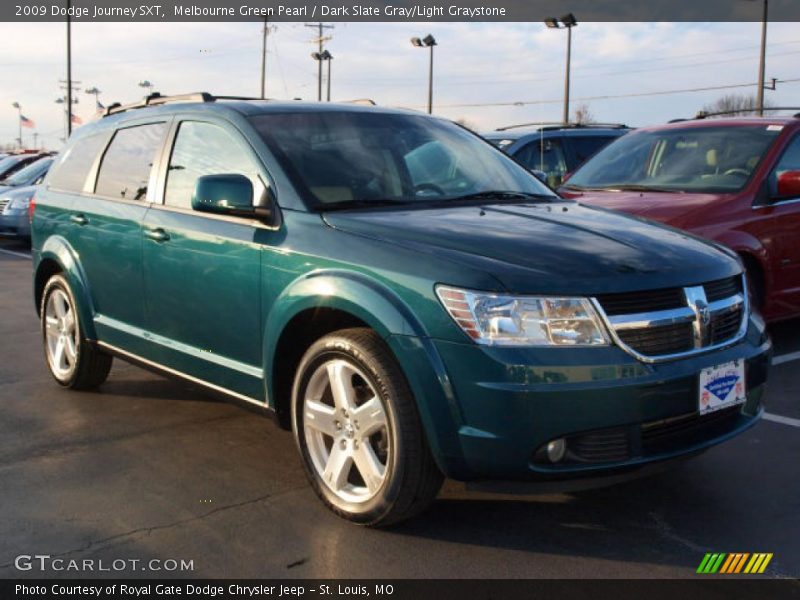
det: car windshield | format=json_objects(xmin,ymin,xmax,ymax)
[
  {"xmin": 249, "ymin": 111, "xmax": 556, "ymax": 209},
  {"xmin": 0, "ymin": 155, "xmax": 25, "ymax": 177},
  {"xmin": 564, "ymin": 125, "xmax": 782, "ymax": 193},
  {"xmin": 3, "ymin": 157, "xmax": 52, "ymax": 186}
]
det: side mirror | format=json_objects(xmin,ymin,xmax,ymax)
[
  {"xmin": 192, "ymin": 174, "xmax": 253, "ymax": 215},
  {"xmin": 776, "ymin": 170, "xmax": 800, "ymax": 198},
  {"xmin": 192, "ymin": 174, "xmax": 275, "ymax": 222}
]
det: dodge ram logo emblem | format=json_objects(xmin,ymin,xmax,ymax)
[{"xmin": 684, "ymin": 286, "xmax": 711, "ymax": 348}]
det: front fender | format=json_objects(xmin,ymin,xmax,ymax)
[
  {"xmin": 35, "ymin": 235, "xmax": 97, "ymax": 340},
  {"xmin": 263, "ymin": 270, "xmax": 467, "ymax": 475},
  {"xmin": 263, "ymin": 270, "xmax": 428, "ymax": 381}
]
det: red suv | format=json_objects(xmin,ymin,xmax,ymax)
[{"xmin": 559, "ymin": 115, "xmax": 800, "ymax": 322}]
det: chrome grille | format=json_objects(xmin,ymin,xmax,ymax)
[
  {"xmin": 617, "ymin": 322, "xmax": 694, "ymax": 355},
  {"xmin": 0, "ymin": 198, "xmax": 9, "ymax": 213},
  {"xmin": 704, "ymin": 276, "xmax": 743, "ymax": 302},
  {"xmin": 594, "ymin": 275, "xmax": 747, "ymax": 362}
]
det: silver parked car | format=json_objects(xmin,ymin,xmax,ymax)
[{"xmin": 0, "ymin": 184, "xmax": 36, "ymax": 241}]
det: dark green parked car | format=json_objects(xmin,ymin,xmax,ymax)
[{"xmin": 31, "ymin": 93, "xmax": 771, "ymax": 526}]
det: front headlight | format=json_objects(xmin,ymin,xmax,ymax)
[
  {"xmin": 436, "ymin": 285, "xmax": 609, "ymax": 346},
  {"xmin": 7, "ymin": 196, "xmax": 30, "ymax": 210}
]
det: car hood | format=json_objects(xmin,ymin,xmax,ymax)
[
  {"xmin": 323, "ymin": 201, "xmax": 739, "ymax": 295},
  {"xmin": 559, "ymin": 189, "xmax": 725, "ymax": 224},
  {"xmin": 2, "ymin": 184, "xmax": 36, "ymax": 199}
]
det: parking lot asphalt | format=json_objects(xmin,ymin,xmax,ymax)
[{"xmin": 0, "ymin": 237, "xmax": 798, "ymax": 579}]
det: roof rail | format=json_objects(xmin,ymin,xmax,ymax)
[
  {"xmin": 495, "ymin": 121, "xmax": 628, "ymax": 132},
  {"xmin": 694, "ymin": 106, "xmax": 800, "ymax": 119},
  {"xmin": 100, "ymin": 92, "xmax": 215, "ymax": 117}
]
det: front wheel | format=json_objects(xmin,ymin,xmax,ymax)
[
  {"xmin": 291, "ymin": 328, "xmax": 443, "ymax": 526},
  {"xmin": 41, "ymin": 274, "xmax": 112, "ymax": 389}
]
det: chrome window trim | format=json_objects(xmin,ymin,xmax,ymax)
[{"xmin": 591, "ymin": 275, "xmax": 749, "ymax": 364}]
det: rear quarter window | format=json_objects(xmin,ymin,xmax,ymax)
[
  {"xmin": 95, "ymin": 122, "xmax": 168, "ymax": 201},
  {"xmin": 48, "ymin": 132, "xmax": 109, "ymax": 193}
]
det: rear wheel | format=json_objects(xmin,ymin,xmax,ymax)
[
  {"xmin": 291, "ymin": 328, "xmax": 442, "ymax": 526},
  {"xmin": 41, "ymin": 274, "xmax": 112, "ymax": 389}
]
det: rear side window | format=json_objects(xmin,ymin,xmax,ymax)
[
  {"xmin": 95, "ymin": 123, "xmax": 167, "ymax": 201},
  {"xmin": 164, "ymin": 121, "xmax": 255, "ymax": 209},
  {"xmin": 569, "ymin": 136, "xmax": 617, "ymax": 165},
  {"xmin": 48, "ymin": 133, "xmax": 108, "ymax": 192},
  {"xmin": 515, "ymin": 138, "xmax": 568, "ymax": 187}
]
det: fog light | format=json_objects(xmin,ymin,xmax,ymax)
[{"xmin": 546, "ymin": 438, "xmax": 566, "ymax": 463}]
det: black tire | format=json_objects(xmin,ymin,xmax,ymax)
[
  {"xmin": 291, "ymin": 328, "xmax": 443, "ymax": 527},
  {"xmin": 41, "ymin": 274, "xmax": 112, "ymax": 390}
]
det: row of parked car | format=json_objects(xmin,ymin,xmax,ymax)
[
  {"xmin": 484, "ymin": 115, "xmax": 800, "ymax": 323},
  {"xmin": 0, "ymin": 150, "xmax": 55, "ymax": 240}
]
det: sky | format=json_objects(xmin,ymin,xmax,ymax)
[{"xmin": 1, "ymin": 21, "xmax": 798, "ymax": 149}]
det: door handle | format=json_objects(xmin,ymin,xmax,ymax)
[
  {"xmin": 144, "ymin": 227, "xmax": 170, "ymax": 242},
  {"xmin": 70, "ymin": 213, "xmax": 88, "ymax": 226}
]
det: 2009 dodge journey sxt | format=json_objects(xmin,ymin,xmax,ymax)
[{"xmin": 31, "ymin": 93, "xmax": 771, "ymax": 526}]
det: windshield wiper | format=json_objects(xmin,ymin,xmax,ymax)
[
  {"xmin": 598, "ymin": 184, "xmax": 679, "ymax": 193},
  {"xmin": 315, "ymin": 199, "xmax": 415, "ymax": 212},
  {"xmin": 444, "ymin": 190, "xmax": 556, "ymax": 203}
]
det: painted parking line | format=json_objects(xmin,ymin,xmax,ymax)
[
  {"xmin": 773, "ymin": 351, "xmax": 800, "ymax": 366},
  {"xmin": 763, "ymin": 412, "xmax": 800, "ymax": 428},
  {"xmin": 0, "ymin": 247, "xmax": 32, "ymax": 259}
]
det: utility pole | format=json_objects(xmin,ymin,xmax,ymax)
[
  {"xmin": 260, "ymin": 18, "xmax": 270, "ymax": 99},
  {"xmin": 66, "ymin": 0, "xmax": 73, "ymax": 136},
  {"xmin": 563, "ymin": 24, "xmax": 572, "ymax": 124},
  {"xmin": 305, "ymin": 22, "xmax": 334, "ymax": 101},
  {"xmin": 12, "ymin": 102, "xmax": 22, "ymax": 149},
  {"xmin": 58, "ymin": 80, "xmax": 81, "ymax": 142},
  {"xmin": 756, "ymin": 0, "xmax": 768, "ymax": 116}
]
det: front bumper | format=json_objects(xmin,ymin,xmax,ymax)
[{"xmin": 399, "ymin": 314, "xmax": 771, "ymax": 481}]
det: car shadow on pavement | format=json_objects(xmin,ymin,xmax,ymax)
[{"xmin": 387, "ymin": 462, "xmax": 736, "ymax": 572}]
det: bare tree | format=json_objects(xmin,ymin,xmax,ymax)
[
  {"xmin": 572, "ymin": 103, "xmax": 596, "ymax": 124},
  {"xmin": 700, "ymin": 94, "xmax": 774, "ymax": 117}
]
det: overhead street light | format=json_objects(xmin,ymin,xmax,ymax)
[
  {"xmin": 311, "ymin": 50, "xmax": 334, "ymax": 102},
  {"xmin": 138, "ymin": 80, "xmax": 154, "ymax": 95},
  {"xmin": 411, "ymin": 34, "xmax": 437, "ymax": 114},
  {"xmin": 85, "ymin": 86, "xmax": 103, "ymax": 110},
  {"xmin": 544, "ymin": 13, "xmax": 578, "ymax": 124}
]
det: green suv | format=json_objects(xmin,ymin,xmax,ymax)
[{"xmin": 32, "ymin": 93, "xmax": 771, "ymax": 526}]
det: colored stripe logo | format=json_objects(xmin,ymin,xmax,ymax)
[{"xmin": 697, "ymin": 553, "xmax": 773, "ymax": 574}]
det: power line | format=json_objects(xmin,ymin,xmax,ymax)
[{"xmin": 420, "ymin": 77, "xmax": 800, "ymax": 110}]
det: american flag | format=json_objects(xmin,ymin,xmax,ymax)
[
  {"xmin": 20, "ymin": 115, "xmax": 35, "ymax": 129},
  {"xmin": 70, "ymin": 114, "xmax": 83, "ymax": 126}
]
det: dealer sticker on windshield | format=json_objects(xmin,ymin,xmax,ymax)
[{"xmin": 699, "ymin": 359, "xmax": 746, "ymax": 415}]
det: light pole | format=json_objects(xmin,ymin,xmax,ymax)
[
  {"xmin": 312, "ymin": 50, "xmax": 334, "ymax": 101},
  {"xmin": 85, "ymin": 86, "xmax": 103, "ymax": 110},
  {"xmin": 545, "ymin": 13, "xmax": 578, "ymax": 124},
  {"xmin": 305, "ymin": 23, "xmax": 334, "ymax": 102},
  {"xmin": 12, "ymin": 102, "xmax": 22, "ymax": 148},
  {"xmin": 411, "ymin": 34, "xmax": 437, "ymax": 114},
  {"xmin": 138, "ymin": 80, "xmax": 154, "ymax": 96}
]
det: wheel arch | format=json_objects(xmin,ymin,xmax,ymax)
[
  {"xmin": 264, "ymin": 270, "xmax": 430, "ymax": 429},
  {"xmin": 34, "ymin": 235, "xmax": 97, "ymax": 339}
]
